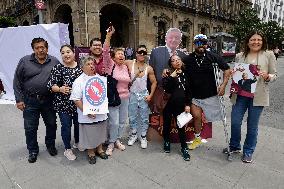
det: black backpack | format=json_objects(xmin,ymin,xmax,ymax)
[{"xmin": 107, "ymin": 64, "xmax": 121, "ymax": 107}]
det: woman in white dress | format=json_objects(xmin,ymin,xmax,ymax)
[{"xmin": 70, "ymin": 56, "xmax": 108, "ymax": 164}]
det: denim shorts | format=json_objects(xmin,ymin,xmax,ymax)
[{"xmin": 192, "ymin": 95, "xmax": 223, "ymax": 122}]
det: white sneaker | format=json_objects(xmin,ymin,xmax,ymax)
[
  {"xmin": 128, "ymin": 134, "xmax": 138, "ymax": 146},
  {"xmin": 72, "ymin": 143, "xmax": 85, "ymax": 151},
  {"xmin": 140, "ymin": 137, "xmax": 148, "ymax": 149},
  {"xmin": 64, "ymin": 149, "xmax": 76, "ymax": 161}
]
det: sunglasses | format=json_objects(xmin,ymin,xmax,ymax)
[
  {"xmin": 137, "ymin": 50, "xmax": 147, "ymax": 55},
  {"xmin": 194, "ymin": 40, "xmax": 207, "ymax": 47}
]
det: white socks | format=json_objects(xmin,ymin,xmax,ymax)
[{"xmin": 194, "ymin": 133, "xmax": 201, "ymax": 139}]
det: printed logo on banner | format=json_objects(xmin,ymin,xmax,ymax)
[{"xmin": 85, "ymin": 77, "xmax": 106, "ymax": 106}]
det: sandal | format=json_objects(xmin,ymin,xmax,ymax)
[
  {"xmin": 88, "ymin": 155, "xmax": 96, "ymax": 164},
  {"xmin": 97, "ymin": 151, "xmax": 108, "ymax": 160}
]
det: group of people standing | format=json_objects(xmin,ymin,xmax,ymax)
[{"xmin": 13, "ymin": 26, "xmax": 277, "ymax": 165}]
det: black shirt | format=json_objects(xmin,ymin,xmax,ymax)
[
  {"xmin": 162, "ymin": 72, "xmax": 191, "ymax": 115},
  {"xmin": 13, "ymin": 54, "xmax": 60, "ymax": 102},
  {"xmin": 182, "ymin": 51, "xmax": 230, "ymax": 99},
  {"xmin": 47, "ymin": 63, "xmax": 82, "ymax": 115}
]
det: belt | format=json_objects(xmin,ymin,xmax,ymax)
[{"xmin": 26, "ymin": 94, "xmax": 51, "ymax": 100}]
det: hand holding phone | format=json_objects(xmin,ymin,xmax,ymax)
[{"xmin": 106, "ymin": 22, "xmax": 114, "ymax": 33}]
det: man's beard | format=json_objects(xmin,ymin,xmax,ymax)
[{"xmin": 195, "ymin": 47, "xmax": 205, "ymax": 54}]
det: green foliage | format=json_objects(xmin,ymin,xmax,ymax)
[
  {"xmin": 230, "ymin": 8, "xmax": 261, "ymax": 50},
  {"xmin": 230, "ymin": 8, "xmax": 284, "ymax": 50},
  {"xmin": 0, "ymin": 16, "xmax": 16, "ymax": 28},
  {"xmin": 261, "ymin": 21, "xmax": 284, "ymax": 49}
]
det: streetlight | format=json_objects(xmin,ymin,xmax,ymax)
[{"xmin": 84, "ymin": 0, "xmax": 89, "ymax": 46}]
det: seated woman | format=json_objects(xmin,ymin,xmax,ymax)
[
  {"xmin": 47, "ymin": 44, "xmax": 82, "ymax": 161},
  {"xmin": 70, "ymin": 56, "xmax": 108, "ymax": 164},
  {"xmin": 162, "ymin": 55, "xmax": 191, "ymax": 161}
]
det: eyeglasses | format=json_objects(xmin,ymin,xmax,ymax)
[
  {"xmin": 194, "ymin": 40, "xmax": 207, "ymax": 47},
  {"xmin": 137, "ymin": 50, "xmax": 147, "ymax": 55}
]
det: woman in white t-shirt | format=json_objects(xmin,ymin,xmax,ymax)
[{"xmin": 70, "ymin": 56, "xmax": 108, "ymax": 164}]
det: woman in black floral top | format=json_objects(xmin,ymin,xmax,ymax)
[{"xmin": 47, "ymin": 45, "xmax": 82, "ymax": 161}]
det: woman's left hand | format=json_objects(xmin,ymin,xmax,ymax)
[
  {"xmin": 185, "ymin": 106, "xmax": 190, "ymax": 113},
  {"xmin": 87, "ymin": 114, "xmax": 96, "ymax": 119}
]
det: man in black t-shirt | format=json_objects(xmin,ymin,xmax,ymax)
[{"xmin": 182, "ymin": 34, "xmax": 231, "ymax": 150}]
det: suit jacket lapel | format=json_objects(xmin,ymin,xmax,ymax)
[{"xmin": 164, "ymin": 46, "xmax": 170, "ymax": 61}]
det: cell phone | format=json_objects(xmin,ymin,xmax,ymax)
[{"xmin": 107, "ymin": 22, "xmax": 112, "ymax": 32}]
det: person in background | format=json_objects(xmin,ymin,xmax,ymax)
[
  {"xmin": 162, "ymin": 55, "xmax": 191, "ymax": 161},
  {"xmin": 225, "ymin": 31, "xmax": 277, "ymax": 163},
  {"xmin": 103, "ymin": 26, "xmax": 131, "ymax": 156},
  {"xmin": 70, "ymin": 56, "xmax": 108, "ymax": 164},
  {"xmin": 125, "ymin": 45, "xmax": 157, "ymax": 149},
  {"xmin": 47, "ymin": 44, "xmax": 82, "ymax": 161},
  {"xmin": 13, "ymin": 37, "xmax": 59, "ymax": 163},
  {"xmin": 273, "ymin": 46, "xmax": 280, "ymax": 60}
]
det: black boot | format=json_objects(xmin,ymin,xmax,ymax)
[
  {"xmin": 28, "ymin": 153, "xmax": 38, "ymax": 163},
  {"xmin": 181, "ymin": 147, "xmax": 190, "ymax": 161}
]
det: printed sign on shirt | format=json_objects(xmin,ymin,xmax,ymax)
[{"xmin": 83, "ymin": 75, "xmax": 108, "ymax": 115}]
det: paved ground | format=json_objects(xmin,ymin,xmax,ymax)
[{"xmin": 0, "ymin": 58, "xmax": 283, "ymax": 189}]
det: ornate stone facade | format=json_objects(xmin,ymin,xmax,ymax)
[{"xmin": 0, "ymin": 0, "xmax": 252, "ymax": 51}]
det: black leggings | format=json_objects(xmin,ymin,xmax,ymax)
[{"xmin": 163, "ymin": 103, "xmax": 187, "ymax": 149}]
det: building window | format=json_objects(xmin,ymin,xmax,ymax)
[{"xmin": 157, "ymin": 21, "xmax": 166, "ymax": 46}]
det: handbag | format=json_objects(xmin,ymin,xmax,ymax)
[
  {"xmin": 107, "ymin": 64, "xmax": 121, "ymax": 107},
  {"xmin": 149, "ymin": 86, "xmax": 171, "ymax": 113}
]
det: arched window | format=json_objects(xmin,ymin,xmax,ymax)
[{"xmin": 157, "ymin": 21, "xmax": 166, "ymax": 46}]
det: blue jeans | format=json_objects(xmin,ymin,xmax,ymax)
[
  {"xmin": 58, "ymin": 112, "xmax": 79, "ymax": 149},
  {"xmin": 108, "ymin": 98, "xmax": 129, "ymax": 143},
  {"xmin": 128, "ymin": 90, "xmax": 150, "ymax": 136},
  {"xmin": 230, "ymin": 95, "xmax": 264, "ymax": 157},
  {"xmin": 23, "ymin": 96, "xmax": 57, "ymax": 154}
]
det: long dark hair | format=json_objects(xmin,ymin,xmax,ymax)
[
  {"xmin": 167, "ymin": 55, "xmax": 184, "ymax": 74},
  {"xmin": 243, "ymin": 30, "xmax": 267, "ymax": 58}
]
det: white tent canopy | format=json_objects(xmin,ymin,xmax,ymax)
[{"xmin": 0, "ymin": 23, "xmax": 70, "ymax": 102}]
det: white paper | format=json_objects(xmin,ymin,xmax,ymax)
[{"xmin": 177, "ymin": 112, "xmax": 193, "ymax": 128}]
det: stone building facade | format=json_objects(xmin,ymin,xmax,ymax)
[{"xmin": 0, "ymin": 0, "xmax": 252, "ymax": 51}]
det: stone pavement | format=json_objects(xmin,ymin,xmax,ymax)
[{"xmin": 0, "ymin": 103, "xmax": 283, "ymax": 189}]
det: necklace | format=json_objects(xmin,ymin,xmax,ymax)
[
  {"xmin": 177, "ymin": 72, "xmax": 186, "ymax": 91},
  {"xmin": 136, "ymin": 62, "xmax": 146, "ymax": 75},
  {"xmin": 194, "ymin": 53, "xmax": 205, "ymax": 67}
]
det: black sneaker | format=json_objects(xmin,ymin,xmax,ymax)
[
  {"xmin": 181, "ymin": 148, "xmax": 190, "ymax": 161},
  {"xmin": 88, "ymin": 156, "xmax": 97, "ymax": 164},
  {"xmin": 242, "ymin": 154, "xmax": 253, "ymax": 163},
  {"xmin": 47, "ymin": 146, "xmax": 58, "ymax": 156},
  {"xmin": 28, "ymin": 153, "xmax": 38, "ymax": 163},
  {"xmin": 222, "ymin": 147, "xmax": 241, "ymax": 154},
  {"xmin": 164, "ymin": 141, "xmax": 170, "ymax": 153}
]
